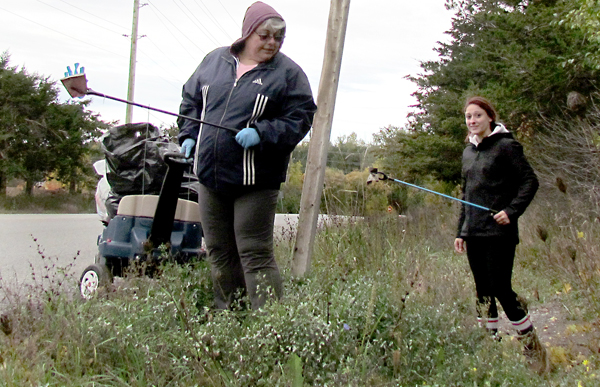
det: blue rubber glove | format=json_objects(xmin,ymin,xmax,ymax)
[
  {"xmin": 235, "ymin": 128, "xmax": 260, "ymax": 149},
  {"xmin": 180, "ymin": 138, "xmax": 196, "ymax": 158}
]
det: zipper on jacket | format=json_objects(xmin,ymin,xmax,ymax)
[
  {"xmin": 219, "ymin": 56, "xmax": 261, "ymax": 126},
  {"xmin": 219, "ymin": 56, "xmax": 242, "ymax": 126}
]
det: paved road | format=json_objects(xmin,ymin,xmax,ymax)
[
  {"xmin": 0, "ymin": 213, "xmax": 355, "ymax": 292},
  {"xmin": 0, "ymin": 214, "xmax": 104, "ymax": 288},
  {"xmin": 0, "ymin": 213, "xmax": 307, "ymax": 289}
]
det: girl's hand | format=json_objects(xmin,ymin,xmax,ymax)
[
  {"xmin": 493, "ymin": 210, "xmax": 511, "ymax": 226},
  {"xmin": 454, "ymin": 238, "xmax": 465, "ymax": 253}
]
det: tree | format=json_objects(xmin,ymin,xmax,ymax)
[
  {"xmin": 327, "ymin": 133, "xmax": 374, "ymax": 174},
  {"xmin": 562, "ymin": 0, "xmax": 600, "ymax": 70},
  {"xmin": 0, "ymin": 53, "xmax": 57, "ymax": 194},
  {"xmin": 418, "ymin": 0, "xmax": 599, "ymax": 133},
  {"xmin": 373, "ymin": 125, "xmax": 464, "ymax": 183},
  {"xmin": 291, "ymin": 133, "xmax": 376, "ymax": 174},
  {"xmin": 0, "ymin": 52, "xmax": 107, "ymax": 195},
  {"xmin": 382, "ymin": 0, "xmax": 600, "ymax": 184},
  {"xmin": 48, "ymin": 101, "xmax": 106, "ymax": 193},
  {"xmin": 162, "ymin": 122, "xmax": 179, "ymax": 143}
]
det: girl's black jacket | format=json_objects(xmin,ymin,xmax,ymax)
[
  {"xmin": 457, "ymin": 130, "xmax": 538, "ymax": 243},
  {"xmin": 177, "ymin": 47, "xmax": 317, "ymax": 193}
]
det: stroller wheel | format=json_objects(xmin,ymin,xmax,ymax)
[{"xmin": 79, "ymin": 264, "xmax": 113, "ymax": 300}]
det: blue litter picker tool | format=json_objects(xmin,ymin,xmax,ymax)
[{"xmin": 367, "ymin": 168, "xmax": 497, "ymax": 214}]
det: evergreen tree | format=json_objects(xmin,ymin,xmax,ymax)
[{"xmin": 376, "ymin": 0, "xmax": 600, "ymax": 184}]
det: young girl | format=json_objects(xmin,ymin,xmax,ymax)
[{"xmin": 454, "ymin": 96, "xmax": 549, "ymax": 373}]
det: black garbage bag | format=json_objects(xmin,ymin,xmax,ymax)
[
  {"xmin": 101, "ymin": 123, "xmax": 177, "ymax": 196},
  {"xmin": 99, "ymin": 123, "xmax": 200, "ymax": 220},
  {"xmin": 105, "ymin": 190, "xmax": 122, "ymax": 220}
]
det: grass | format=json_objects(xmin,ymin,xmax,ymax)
[
  {"xmin": 0, "ymin": 192, "xmax": 96, "ymax": 214},
  {"xmin": 1, "ymin": 189, "xmax": 599, "ymax": 386}
]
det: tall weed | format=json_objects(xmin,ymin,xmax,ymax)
[{"xmin": 0, "ymin": 203, "xmax": 599, "ymax": 385}]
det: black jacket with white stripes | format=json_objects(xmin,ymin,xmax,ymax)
[{"xmin": 178, "ymin": 46, "xmax": 317, "ymax": 193}]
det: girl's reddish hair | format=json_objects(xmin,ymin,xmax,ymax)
[{"xmin": 464, "ymin": 96, "xmax": 497, "ymax": 123}]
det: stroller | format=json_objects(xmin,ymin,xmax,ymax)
[{"xmin": 80, "ymin": 123, "xmax": 204, "ymax": 299}]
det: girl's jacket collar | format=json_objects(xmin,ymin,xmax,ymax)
[{"xmin": 469, "ymin": 123, "xmax": 510, "ymax": 147}]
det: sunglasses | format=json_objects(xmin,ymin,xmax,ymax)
[{"xmin": 254, "ymin": 31, "xmax": 285, "ymax": 43}]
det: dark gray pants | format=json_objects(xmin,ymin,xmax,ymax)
[{"xmin": 198, "ymin": 184, "xmax": 282, "ymax": 310}]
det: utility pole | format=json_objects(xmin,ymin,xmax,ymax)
[
  {"xmin": 292, "ymin": 0, "xmax": 351, "ymax": 277},
  {"xmin": 126, "ymin": 0, "xmax": 140, "ymax": 124}
]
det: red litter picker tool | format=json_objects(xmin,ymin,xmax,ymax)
[{"xmin": 60, "ymin": 70, "xmax": 239, "ymax": 133}]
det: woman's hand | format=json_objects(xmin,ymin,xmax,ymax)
[
  {"xmin": 493, "ymin": 210, "xmax": 511, "ymax": 226},
  {"xmin": 180, "ymin": 138, "xmax": 196, "ymax": 158},
  {"xmin": 235, "ymin": 128, "xmax": 260, "ymax": 149},
  {"xmin": 454, "ymin": 238, "xmax": 465, "ymax": 254}
]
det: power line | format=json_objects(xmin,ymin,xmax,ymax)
[
  {"xmin": 146, "ymin": 2, "xmax": 205, "ymax": 61},
  {"xmin": 136, "ymin": 49, "xmax": 186, "ymax": 88},
  {"xmin": 149, "ymin": 2, "xmax": 209, "ymax": 53},
  {"xmin": 0, "ymin": 6, "xmax": 127, "ymax": 60},
  {"xmin": 214, "ymin": 0, "xmax": 240, "ymax": 29},
  {"xmin": 52, "ymin": 0, "xmax": 127, "ymax": 31},
  {"xmin": 188, "ymin": 0, "xmax": 235, "ymax": 42},
  {"xmin": 142, "ymin": 109, "xmax": 176, "ymax": 128},
  {"xmin": 33, "ymin": 0, "xmax": 124, "ymax": 36},
  {"xmin": 144, "ymin": 36, "xmax": 188, "ymax": 75},
  {"xmin": 171, "ymin": 0, "xmax": 222, "ymax": 47}
]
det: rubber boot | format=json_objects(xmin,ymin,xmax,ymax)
[
  {"xmin": 210, "ymin": 264, "xmax": 246, "ymax": 310},
  {"xmin": 244, "ymin": 269, "xmax": 283, "ymax": 310},
  {"xmin": 476, "ymin": 297, "xmax": 500, "ymax": 341},
  {"xmin": 517, "ymin": 329, "xmax": 551, "ymax": 375}
]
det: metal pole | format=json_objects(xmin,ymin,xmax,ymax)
[
  {"xmin": 368, "ymin": 169, "xmax": 497, "ymax": 214},
  {"xmin": 388, "ymin": 177, "xmax": 496, "ymax": 213},
  {"xmin": 86, "ymin": 90, "xmax": 240, "ymax": 133},
  {"xmin": 58, "ymin": 74, "xmax": 240, "ymax": 132},
  {"xmin": 126, "ymin": 0, "xmax": 140, "ymax": 124}
]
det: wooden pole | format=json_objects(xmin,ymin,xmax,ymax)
[
  {"xmin": 292, "ymin": 0, "xmax": 351, "ymax": 277},
  {"xmin": 126, "ymin": 0, "xmax": 140, "ymax": 124}
]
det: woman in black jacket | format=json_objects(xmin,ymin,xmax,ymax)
[
  {"xmin": 454, "ymin": 96, "xmax": 549, "ymax": 373},
  {"xmin": 178, "ymin": 2, "xmax": 316, "ymax": 311}
]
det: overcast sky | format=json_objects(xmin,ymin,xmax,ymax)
[{"xmin": 0, "ymin": 0, "xmax": 453, "ymax": 143}]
